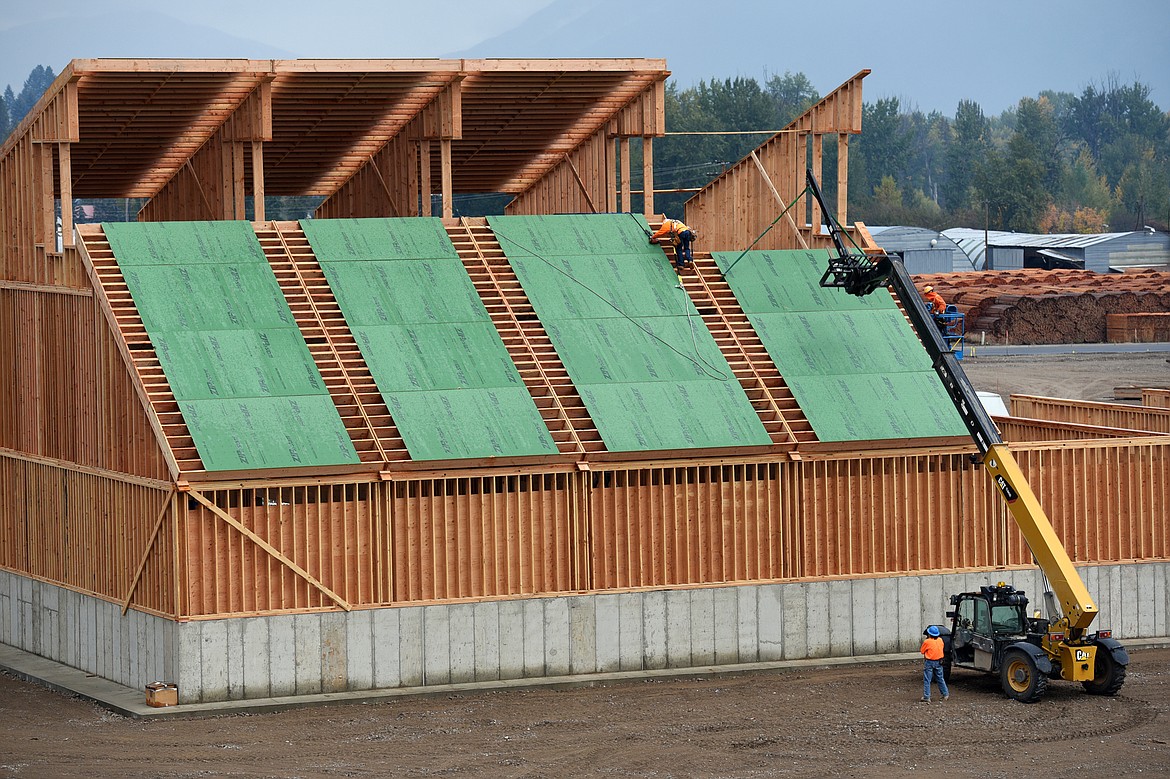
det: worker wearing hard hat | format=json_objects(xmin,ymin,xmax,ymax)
[
  {"xmin": 922, "ymin": 285, "xmax": 948, "ymax": 333},
  {"xmin": 920, "ymin": 624, "xmax": 950, "ymax": 703},
  {"xmin": 650, "ymin": 218, "xmax": 698, "ymax": 272}
]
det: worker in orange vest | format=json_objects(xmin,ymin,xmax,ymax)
[
  {"xmin": 922, "ymin": 285, "xmax": 948, "ymax": 333},
  {"xmin": 920, "ymin": 625, "xmax": 950, "ymax": 703},
  {"xmin": 650, "ymin": 218, "xmax": 698, "ymax": 272}
]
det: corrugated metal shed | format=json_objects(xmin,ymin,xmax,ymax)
[
  {"xmin": 867, "ymin": 226, "xmax": 972, "ymax": 272},
  {"xmin": 942, "ymin": 228, "xmax": 1170, "ymax": 273}
]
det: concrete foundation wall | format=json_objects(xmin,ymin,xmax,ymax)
[
  {"xmin": 3, "ymin": 562, "xmax": 1168, "ymax": 703},
  {"xmin": 0, "ymin": 570, "xmax": 175, "ymax": 689}
]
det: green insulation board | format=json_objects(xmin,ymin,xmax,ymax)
[
  {"xmin": 713, "ymin": 248, "xmax": 967, "ymax": 442},
  {"xmin": 489, "ymin": 213, "xmax": 770, "ymax": 453},
  {"xmin": 301, "ymin": 217, "xmax": 556, "ymax": 461},
  {"xmin": 104, "ymin": 221, "xmax": 359, "ymax": 471}
]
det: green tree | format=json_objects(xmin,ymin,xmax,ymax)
[
  {"xmin": 941, "ymin": 100, "xmax": 989, "ymax": 211},
  {"xmin": 850, "ymin": 97, "xmax": 910, "ymax": 203},
  {"xmin": 0, "ymin": 97, "xmax": 10, "ymax": 141},
  {"xmin": 655, "ymin": 76, "xmax": 782, "ymax": 215},
  {"xmin": 763, "ymin": 71, "xmax": 820, "ymax": 126},
  {"xmin": 10, "ymin": 65, "xmax": 55, "ymax": 126},
  {"xmin": 1116, "ymin": 148, "xmax": 1170, "ymax": 229},
  {"xmin": 1059, "ymin": 148, "xmax": 1114, "ymax": 213}
]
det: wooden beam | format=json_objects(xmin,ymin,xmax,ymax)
[
  {"xmin": 811, "ymin": 134, "xmax": 823, "ymax": 233},
  {"xmin": 749, "ymin": 151, "xmax": 808, "ymax": 250},
  {"xmin": 420, "ymin": 141, "xmax": 432, "ymax": 217},
  {"xmin": 185, "ymin": 159, "xmax": 216, "ymax": 219},
  {"xmin": 59, "ymin": 144, "xmax": 73, "ymax": 249},
  {"xmin": 642, "ymin": 137, "xmax": 654, "ymax": 216},
  {"xmin": 566, "ymin": 157, "xmax": 598, "ymax": 214},
  {"xmin": 232, "ymin": 141, "xmax": 246, "ymax": 220},
  {"xmin": 620, "ymin": 137, "xmax": 631, "ymax": 212},
  {"xmin": 440, "ymin": 138, "xmax": 453, "ymax": 219},
  {"xmin": 121, "ymin": 487, "xmax": 176, "ymax": 615},
  {"xmin": 837, "ymin": 133, "xmax": 850, "ymax": 225},
  {"xmin": 187, "ymin": 488, "xmax": 353, "ymax": 611},
  {"xmin": 251, "ymin": 140, "xmax": 265, "ymax": 221},
  {"xmin": 370, "ymin": 160, "xmax": 403, "ymax": 217}
]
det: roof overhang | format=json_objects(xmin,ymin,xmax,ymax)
[{"xmin": 4, "ymin": 57, "xmax": 669, "ymax": 199}]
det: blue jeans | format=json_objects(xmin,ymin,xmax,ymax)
[
  {"xmin": 923, "ymin": 659, "xmax": 949, "ymax": 699},
  {"xmin": 676, "ymin": 231, "xmax": 694, "ymax": 268}
]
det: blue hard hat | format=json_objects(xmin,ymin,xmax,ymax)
[{"xmin": 926, "ymin": 625, "xmax": 940, "ymax": 637}]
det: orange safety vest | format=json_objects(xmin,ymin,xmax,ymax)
[
  {"xmin": 651, "ymin": 219, "xmax": 691, "ymax": 245},
  {"xmin": 920, "ymin": 636, "xmax": 944, "ymax": 660},
  {"xmin": 924, "ymin": 290, "xmax": 947, "ymax": 315}
]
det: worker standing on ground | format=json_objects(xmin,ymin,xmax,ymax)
[
  {"xmin": 919, "ymin": 625, "xmax": 950, "ymax": 703},
  {"xmin": 650, "ymin": 217, "xmax": 698, "ymax": 272},
  {"xmin": 922, "ymin": 284, "xmax": 948, "ymax": 333}
]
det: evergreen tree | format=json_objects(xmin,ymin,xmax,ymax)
[
  {"xmin": 941, "ymin": 100, "xmax": 989, "ymax": 211},
  {"xmin": 850, "ymin": 98, "xmax": 910, "ymax": 201},
  {"xmin": 763, "ymin": 71, "xmax": 820, "ymax": 126},
  {"xmin": 11, "ymin": 65, "xmax": 56, "ymax": 126}
]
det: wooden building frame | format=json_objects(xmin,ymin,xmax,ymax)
[
  {"xmin": 2, "ymin": 60, "xmax": 1167, "ymax": 642},
  {"xmin": 683, "ymin": 70, "xmax": 870, "ymax": 253}
]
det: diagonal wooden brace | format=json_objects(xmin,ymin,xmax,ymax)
[{"xmin": 187, "ymin": 488, "xmax": 353, "ymax": 612}]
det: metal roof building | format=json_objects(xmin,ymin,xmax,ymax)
[
  {"xmin": 866, "ymin": 226, "xmax": 973, "ymax": 272},
  {"xmin": 943, "ymin": 228, "xmax": 1170, "ymax": 272}
]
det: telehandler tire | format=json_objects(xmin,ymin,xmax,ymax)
[
  {"xmin": 1082, "ymin": 649, "xmax": 1126, "ymax": 696},
  {"xmin": 1000, "ymin": 648, "xmax": 1048, "ymax": 703}
]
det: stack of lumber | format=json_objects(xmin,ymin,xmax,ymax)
[
  {"xmin": 1107, "ymin": 313, "xmax": 1170, "ymax": 343},
  {"xmin": 912, "ymin": 269, "xmax": 1170, "ymax": 344}
]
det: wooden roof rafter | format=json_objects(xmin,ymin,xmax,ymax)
[{"xmin": 3, "ymin": 58, "xmax": 670, "ymax": 207}]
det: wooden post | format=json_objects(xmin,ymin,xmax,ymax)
[
  {"xmin": 811, "ymin": 134, "xmax": 823, "ymax": 233},
  {"xmin": 440, "ymin": 138, "xmax": 453, "ymax": 219},
  {"xmin": 420, "ymin": 141, "xmax": 432, "ymax": 217},
  {"xmin": 251, "ymin": 140, "xmax": 265, "ymax": 221},
  {"xmin": 620, "ymin": 137, "xmax": 631, "ymax": 212},
  {"xmin": 220, "ymin": 141, "xmax": 233, "ymax": 219},
  {"xmin": 408, "ymin": 140, "xmax": 420, "ymax": 216},
  {"xmin": 59, "ymin": 143, "xmax": 73, "ymax": 249},
  {"xmin": 232, "ymin": 141, "xmax": 246, "ymax": 220},
  {"xmin": 837, "ymin": 133, "xmax": 850, "ymax": 225},
  {"xmin": 642, "ymin": 137, "xmax": 654, "ymax": 216}
]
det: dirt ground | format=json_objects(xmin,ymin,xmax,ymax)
[
  {"xmin": 2, "ymin": 351, "xmax": 1168, "ymax": 779},
  {"xmin": 961, "ymin": 350, "xmax": 1170, "ymax": 405},
  {"xmin": 1, "ymin": 648, "xmax": 1167, "ymax": 779}
]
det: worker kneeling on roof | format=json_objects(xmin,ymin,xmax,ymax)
[{"xmin": 650, "ymin": 217, "xmax": 698, "ymax": 272}]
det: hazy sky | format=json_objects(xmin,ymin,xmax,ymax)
[{"xmin": 2, "ymin": 0, "xmax": 1167, "ymax": 117}]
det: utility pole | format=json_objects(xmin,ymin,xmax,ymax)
[{"xmin": 984, "ymin": 200, "xmax": 990, "ymax": 270}]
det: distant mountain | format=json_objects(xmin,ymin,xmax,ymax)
[
  {"xmin": 455, "ymin": 0, "xmax": 1169, "ymax": 116},
  {"xmin": 0, "ymin": 9, "xmax": 293, "ymax": 93}
]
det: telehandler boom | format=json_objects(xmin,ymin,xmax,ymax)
[{"xmin": 805, "ymin": 170, "xmax": 1128, "ymax": 702}]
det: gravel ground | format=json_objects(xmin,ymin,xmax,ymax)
[{"xmin": 1, "ymin": 648, "xmax": 1167, "ymax": 778}]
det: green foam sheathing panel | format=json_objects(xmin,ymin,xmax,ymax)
[
  {"xmin": 489, "ymin": 213, "xmax": 771, "ymax": 453},
  {"xmin": 713, "ymin": 248, "xmax": 967, "ymax": 442},
  {"xmin": 301, "ymin": 217, "xmax": 556, "ymax": 461},
  {"xmin": 104, "ymin": 221, "xmax": 360, "ymax": 471}
]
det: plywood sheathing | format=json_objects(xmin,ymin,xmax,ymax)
[{"xmin": 916, "ymin": 268, "xmax": 1170, "ymax": 344}]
